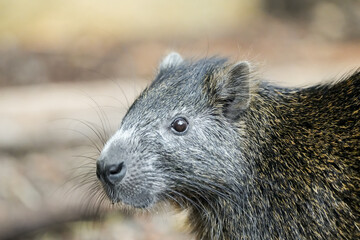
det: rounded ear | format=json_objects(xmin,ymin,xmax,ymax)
[
  {"xmin": 223, "ymin": 61, "xmax": 251, "ymax": 120},
  {"xmin": 159, "ymin": 52, "xmax": 183, "ymax": 69},
  {"xmin": 209, "ymin": 61, "xmax": 251, "ymax": 121}
]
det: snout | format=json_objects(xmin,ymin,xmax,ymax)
[{"xmin": 96, "ymin": 158, "xmax": 127, "ymax": 185}]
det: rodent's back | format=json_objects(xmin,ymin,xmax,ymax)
[
  {"xmin": 95, "ymin": 53, "xmax": 360, "ymax": 239},
  {"xmin": 243, "ymin": 71, "xmax": 360, "ymax": 239}
]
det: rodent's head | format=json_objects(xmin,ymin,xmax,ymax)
[{"xmin": 96, "ymin": 52, "xmax": 252, "ymax": 208}]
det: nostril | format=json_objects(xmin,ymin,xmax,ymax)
[
  {"xmin": 96, "ymin": 161, "xmax": 103, "ymax": 180},
  {"xmin": 105, "ymin": 162, "xmax": 127, "ymax": 184},
  {"xmin": 96, "ymin": 168, "xmax": 100, "ymax": 179},
  {"xmin": 108, "ymin": 162, "xmax": 124, "ymax": 175}
]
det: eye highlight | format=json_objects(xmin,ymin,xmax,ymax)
[{"xmin": 171, "ymin": 117, "xmax": 189, "ymax": 134}]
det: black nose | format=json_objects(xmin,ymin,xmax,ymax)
[{"xmin": 96, "ymin": 161, "xmax": 127, "ymax": 185}]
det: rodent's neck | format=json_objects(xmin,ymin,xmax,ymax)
[
  {"xmin": 187, "ymin": 75, "xmax": 359, "ymax": 239},
  {"xmin": 188, "ymin": 84, "xmax": 319, "ymax": 239},
  {"xmin": 185, "ymin": 85, "xmax": 291, "ymax": 240}
]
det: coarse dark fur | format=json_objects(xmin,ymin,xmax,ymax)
[{"xmin": 96, "ymin": 53, "xmax": 360, "ymax": 239}]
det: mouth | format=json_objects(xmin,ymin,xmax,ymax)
[{"xmin": 101, "ymin": 182, "xmax": 157, "ymax": 209}]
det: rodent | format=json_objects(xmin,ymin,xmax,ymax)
[{"xmin": 95, "ymin": 52, "xmax": 360, "ymax": 240}]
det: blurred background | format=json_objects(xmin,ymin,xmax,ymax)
[{"xmin": 0, "ymin": 0, "xmax": 359, "ymax": 239}]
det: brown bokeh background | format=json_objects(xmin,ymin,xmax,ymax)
[{"xmin": 0, "ymin": 1, "xmax": 359, "ymax": 239}]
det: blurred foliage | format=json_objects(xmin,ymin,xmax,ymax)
[
  {"xmin": 0, "ymin": 0, "xmax": 260, "ymax": 50},
  {"xmin": 0, "ymin": 0, "xmax": 263, "ymax": 86},
  {"xmin": 264, "ymin": 0, "xmax": 360, "ymax": 39},
  {"xmin": 0, "ymin": 0, "xmax": 358, "ymax": 86}
]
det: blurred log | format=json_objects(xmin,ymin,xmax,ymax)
[
  {"xmin": 0, "ymin": 195, "xmax": 107, "ymax": 240},
  {"xmin": 0, "ymin": 207, "xmax": 96, "ymax": 239},
  {"xmin": 0, "ymin": 79, "xmax": 145, "ymax": 152}
]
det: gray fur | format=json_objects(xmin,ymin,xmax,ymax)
[
  {"xmin": 96, "ymin": 54, "xmax": 360, "ymax": 239},
  {"xmin": 159, "ymin": 52, "xmax": 183, "ymax": 69}
]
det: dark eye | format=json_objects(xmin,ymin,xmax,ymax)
[{"xmin": 171, "ymin": 117, "xmax": 189, "ymax": 134}]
